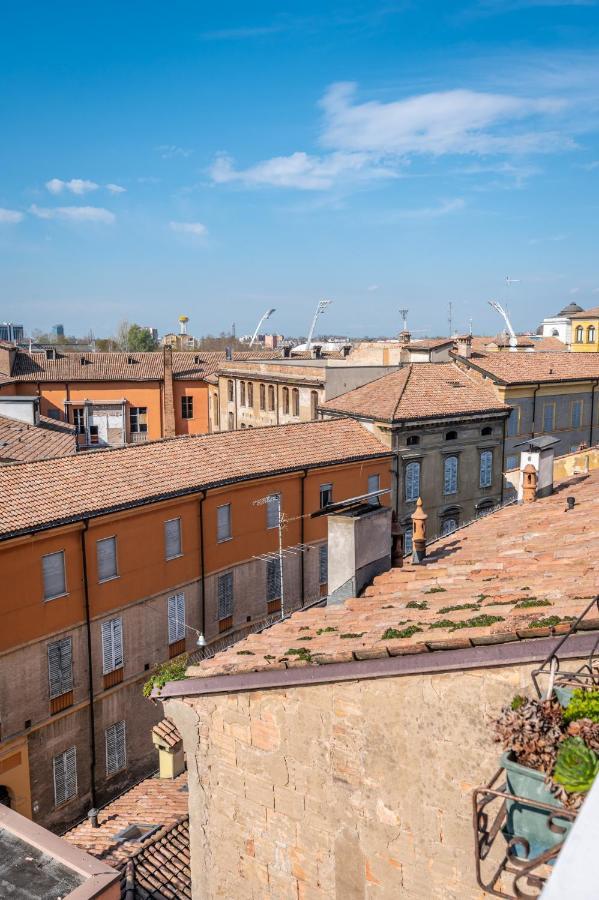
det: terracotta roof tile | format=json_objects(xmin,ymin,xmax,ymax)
[
  {"xmin": 152, "ymin": 719, "xmax": 181, "ymax": 749},
  {"xmin": 458, "ymin": 351, "xmax": 599, "ymax": 385},
  {"xmin": 321, "ymin": 362, "xmax": 508, "ymax": 422},
  {"xmin": 404, "ymin": 338, "xmax": 454, "ymax": 350},
  {"xmin": 0, "ymin": 418, "xmax": 391, "ymax": 539},
  {"xmin": 121, "ymin": 817, "xmax": 191, "ymax": 899},
  {"xmin": 0, "ymin": 414, "xmax": 77, "ymax": 463},
  {"xmin": 188, "ymin": 469, "xmax": 599, "ymax": 677},
  {"xmin": 570, "ymin": 306, "xmax": 599, "ymax": 319},
  {"xmin": 172, "ymin": 350, "xmax": 282, "ymax": 380}
]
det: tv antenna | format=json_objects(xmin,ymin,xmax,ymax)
[{"xmin": 399, "ymin": 308, "xmax": 409, "ymax": 331}]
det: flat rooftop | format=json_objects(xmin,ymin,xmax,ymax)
[{"xmin": 0, "ymin": 829, "xmax": 83, "ymax": 899}]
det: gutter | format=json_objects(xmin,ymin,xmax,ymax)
[
  {"xmin": 80, "ymin": 520, "xmax": 98, "ymax": 811},
  {"xmin": 157, "ymin": 631, "xmax": 599, "ymax": 699},
  {"xmin": 199, "ymin": 491, "xmax": 206, "ymax": 639},
  {"xmin": 531, "ymin": 382, "xmax": 541, "ymax": 438},
  {"xmin": 300, "ymin": 469, "xmax": 307, "ymax": 606},
  {"xmin": 590, "ymin": 379, "xmax": 598, "ymax": 447}
]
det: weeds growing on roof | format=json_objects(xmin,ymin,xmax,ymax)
[
  {"xmin": 429, "ymin": 614, "xmax": 505, "ymax": 632},
  {"xmin": 316, "ymin": 626, "xmax": 337, "ymax": 635},
  {"xmin": 406, "ymin": 600, "xmax": 428, "ymax": 610},
  {"xmin": 424, "ymin": 586, "xmax": 447, "ymax": 594},
  {"xmin": 143, "ymin": 655, "xmax": 188, "ymax": 697},
  {"xmin": 382, "ymin": 625, "xmax": 423, "ymax": 640},
  {"xmin": 340, "ymin": 632, "xmax": 365, "ymax": 639},
  {"xmin": 237, "ymin": 650, "xmax": 255, "ymax": 655},
  {"xmin": 286, "ymin": 647, "xmax": 312, "ymax": 662},
  {"xmin": 439, "ymin": 603, "xmax": 480, "ymax": 614},
  {"xmin": 515, "ymin": 598, "xmax": 552, "ymax": 609},
  {"xmin": 528, "ymin": 616, "xmax": 575, "ymax": 630}
]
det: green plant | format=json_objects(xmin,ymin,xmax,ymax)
[
  {"xmin": 406, "ymin": 600, "xmax": 428, "ymax": 610},
  {"xmin": 424, "ymin": 586, "xmax": 447, "ymax": 594},
  {"xmin": 563, "ymin": 690, "xmax": 599, "ymax": 726},
  {"xmin": 143, "ymin": 656, "xmax": 188, "ymax": 698},
  {"xmin": 553, "ymin": 737, "xmax": 599, "ymax": 793},
  {"xmin": 476, "ymin": 594, "xmax": 490, "ymax": 601},
  {"xmin": 429, "ymin": 614, "xmax": 505, "ymax": 632},
  {"xmin": 286, "ymin": 647, "xmax": 312, "ymax": 662},
  {"xmin": 297, "ymin": 636, "xmax": 313, "ymax": 641},
  {"xmin": 382, "ymin": 625, "xmax": 423, "ymax": 640},
  {"xmin": 316, "ymin": 626, "xmax": 337, "ymax": 635},
  {"xmin": 340, "ymin": 632, "xmax": 365, "ymax": 639},
  {"xmin": 237, "ymin": 650, "xmax": 255, "ymax": 655},
  {"xmin": 511, "ymin": 694, "xmax": 526, "ymax": 711},
  {"xmin": 515, "ymin": 598, "xmax": 551, "ymax": 609},
  {"xmin": 439, "ymin": 603, "xmax": 480, "ymax": 614},
  {"xmin": 494, "ymin": 697, "xmax": 564, "ymax": 774},
  {"xmin": 528, "ymin": 616, "xmax": 574, "ymax": 629}
]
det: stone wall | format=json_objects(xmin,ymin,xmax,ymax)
[{"xmin": 167, "ymin": 660, "xmax": 565, "ymax": 899}]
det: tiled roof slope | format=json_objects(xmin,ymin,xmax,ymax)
[
  {"xmin": 457, "ymin": 351, "xmax": 599, "ymax": 384},
  {"xmin": 570, "ymin": 306, "xmax": 599, "ymax": 319},
  {"xmin": 173, "ymin": 350, "xmax": 282, "ymax": 380},
  {"xmin": 121, "ymin": 817, "xmax": 191, "ymax": 900},
  {"xmin": 65, "ymin": 772, "xmax": 188, "ymax": 867},
  {"xmin": 0, "ymin": 418, "xmax": 391, "ymax": 539},
  {"xmin": 321, "ymin": 362, "xmax": 508, "ymax": 422},
  {"xmin": 0, "ymin": 414, "xmax": 77, "ymax": 463},
  {"xmin": 189, "ymin": 470, "xmax": 599, "ymax": 678},
  {"xmin": 404, "ymin": 338, "xmax": 453, "ymax": 350},
  {"xmin": 152, "ymin": 719, "xmax": 181, "ymax": 749}
]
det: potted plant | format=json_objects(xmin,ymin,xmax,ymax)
[{"xmin": 493, "ymin": 690, "xmax": 599, "ymax": 860}]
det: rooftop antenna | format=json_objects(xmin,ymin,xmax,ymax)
[
  {"xmin": 306, "ymin": 299, "xmax": 332, "ymax": 350},
  {"xmin": 488, "ymin": 300, "xmax": 518, "ymax": 351},
  {"xmin": 249, "ymin": 308, "xmax": 276, "ymax": 348},
  {"xmin": 398, "ymin": 308, "xmax": 409, "ymax": 332},
  {"xmin": 505, "ymin": 276, "xmax": 521, "ymax": 286},
  {"xmin": 448, "ymin": 301, "xmax": 453, "ymax": 337},
  {"xmin": 468, "ymin": 317, "xmax": 473, "ymax": 336}
]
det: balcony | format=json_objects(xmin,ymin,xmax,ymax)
[{"xmin": 129, "ymin": 431, "xmax": 148, "ymax": 444}]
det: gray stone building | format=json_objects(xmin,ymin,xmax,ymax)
[{"xmin": 320, "ymin": 362, "xmax": 510, "ymax": 546}]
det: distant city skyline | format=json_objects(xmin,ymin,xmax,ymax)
[{"xmin": 1, "ymin": 1, "xmax": 599, "ymax": 337}]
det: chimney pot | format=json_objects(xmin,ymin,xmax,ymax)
[
  {"xmin": 522, "ymin": 463, "xmax": 538, "ymax": 503},
  {"xmin": 411, "ymin": 497, "xmax": 428, "ymax": 564},
  {"xmin": 87, "ymin": 808, "xmax": 99, "ymax": 828},
  {"xmin": 566, "ymin": 496, "xmax": 576, "ymax": 511}
]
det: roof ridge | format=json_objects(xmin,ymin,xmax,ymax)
[
  {"xmin": 116, "ymin": 814, "xmax": 190, "ymax": 869},
  {"xmin": 391, "ymin": 363, "xmax": 413, "ymax": 419}
]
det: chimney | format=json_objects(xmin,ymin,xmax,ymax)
[
  {"xmin": 342, "ymin": 344, "xmax": 351, "ymax": 358},
  {"xmin": 162, "ymin": 346, "xmax": 176, "ymax": 438},
  {"xmin": 398, "ymin": 329, "xmax": 411, "ymax": 345},
  {"xmin": 326, "ymin": 503, "xmax": 392, "ymax": 604},
  {"xmin": 283, "ymin": 345, "xmax": 291, "ymax": 358},
  {"xmin": 0, "ymin": 344, "xmax": 16, "ymax": 377},
  {"xmin": 87, "ymin": 808, "xmax": 99, "ymax": 829},
  {"xmin": 152, "ymin": 721, "xmax": 185, "ymax": 779},
  {"xmin": 411, "ymin": 497, "xmax": 427, "ymax": 564},
  {"xmin": 225, "ymin": 346, "xmax": 233, "ymax": 361},
  {"xmin": 522, "ymin": 463, "xmax": 538, "ymax": 503},
  {"xmin": 313, "ymin": 344, "xmax": 322, "ymax": 359},
  {"xmin": 455, "ymin": 334, "xmax": 472, "ymax": 358}
]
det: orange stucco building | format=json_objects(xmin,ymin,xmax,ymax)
[{"xmin": 0, "ymin": 419, "xmax": 391, "ymax": 831}]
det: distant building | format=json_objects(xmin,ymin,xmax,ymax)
[
  {"xmin": 539, "ymin": 301, "xmax": 583, "ymax": 345},
  {"xmin": 0, "ymin": 322, "xmax": 24, "ymax": 343},
  {"xmin": 52, "ymin": 324, "xmax": 64, "ymax": 337},
  {"xmin": 569, "ymin": 305, "xmax": 599, "ymax": 352},
  {"xmin": 143, "ymin": 326, "xmax": 158, "ymax": 342}
]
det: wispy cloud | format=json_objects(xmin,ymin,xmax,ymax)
[
  {"xmin": 30, "ymin": 204, "xmax": 116, "ymax": 224},
  {"xmin": 367, "ymin": 284, "xmax": 380, "ymax": 292},
  {"xmin": 46, "ymin": 178, "xmax": 99, "ymax": 195},
  {"xmin": 106, "ymin": 183, "xmax": 126, "ymax": 193},
  {"xmin": 528, "ymin": 233, "xmax": 568, "ymax": 245},
  {"xmin": 200, "ymin": 24, "xmax": 285, "ymax": 40},
  {"xmin": 0, "ymin": 208, "xmax": 24, "ymax": 223},
  {"xmin": 157, "ymin": 145, "xmax": 193, "ymax": 160},
  {"xmin": 169, "ymin": 221, "xmax": 207, "ymax": 237},
  {"xmin": 381, "ymin": 198, "xmax": 466, "ymax": 220}
]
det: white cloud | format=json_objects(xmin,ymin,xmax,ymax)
[
  {"xmin": 367, "ymin": 284, "xmax": 380, "ymax": 292},
  {"xmin": 46, "ymin": 178, "xmax": 99, "ymax": 195},
  {"xmin": 382, "ymin": 198, "xmax": 466, "ymax": 220},
  {"xmin": 106, "ymin": 183, "xmax": 126, "ymax": 193},
  {"xmin": 169, "ymin": 221, "xmax": 207, "ymax": 237},
  {"xmin": 30, "ymin": 204, "xmax": 115, "ymax": 224},
  {"xmin": 0, "ymin": 208, "xmax": 24, "ymax": 223},
  {"xmin": 528, "ymin": 233, "xmax": 567, "ymax": 245},
  {"xmin": 157, "ymin": 145, "xmax": 193, "ymax": 159}
]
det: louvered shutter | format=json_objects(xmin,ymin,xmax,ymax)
[
  {"xmin": 405, "ymin": 462, "xmax": 420, "ymax": 502},
  {"xmin": 367, "ymin": 474, "xmax": 380, "ymax": 504},
  {"xmin": 218, "ymin": 573, "xmax": 233, "ymax": 619},
  {"xmin": 97, "ymin": 537, "xmax": 117, "ymax": 582},
  {"xmin": 48, "ymin": 637, "xmax": 73, "ymax": 699},
  {"xmin": 164, "ymin": 518, "xmax": 182, "ymax": 559},
  {"xmin": 266, "ymin": 559, "xmax": 281, "ymax": 601},
  {"xmin": 43, "ymin": 551, "xmax": 66, "ymax": 600},
  {"xmin": 102, "ymin": 618, "xmax": 123, "ymax": 673},
  {"xmin": 319, "ymin": 544, "xmax": 328, "ymax": 585},
  {"xmin": 444, "ymin": 457, "xmax": 458, "ymax": 495},
  {"xmin": 266, "ymin": 494, "xmax": 280, "ymax": 529},
  {"xmin": 105, "ymin": 721, "xmax": 127, "ymax": 774},
  {"xmin": 168, "ymin": 593, "xmax": 185, "ymax": 643},
  {"xmin": 217, "ymin": 505, "xmax": 231, "ymax": 541},
  {"xmin": 53, "ymin": 747, "xmax": 77, "ymax": 806},
  {"xmin": 480, "ymin": 450, "xmax": 492, "ymax": 489}
]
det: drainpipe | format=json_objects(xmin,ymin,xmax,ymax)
[
  {"xmin": 80, "ymin": 520, "xmax": 98, "ymax": 814},
  {"xmin": 500, "ymin": 415, "xmax": 507, "ymax": 505},
  {"xmin": 300, "ymin": 470, "xmax": 307, "ymax": 606},
  {"xmin": 276, "ymin": 384, "xmax": 280, "ymax": 426},
  {"xmin": 233, "ymin": 379, "xmax": 238, "ymax": 430},
  {"xmin": 531, "ymin": 383, "xmax": 541, "ymax": 437},
  {"xmin": 199, "ymin": 492, "xmax": 207, "ymax": 642},
  {"xmin": 590, "ymin": 380, "xmax": 598, "ymax": 447}
]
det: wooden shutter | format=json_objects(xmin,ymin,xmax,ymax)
[
  {"xmin": 319, "ymin": 544, "xmax": 328, "ymax": 585},
  {"xmin": 105, "ymin": 720, "xmax": 126, "ymax": 775},
  {"xmin": 168, "ymin": 593, "xmax": 185, "ymax": 643},
  {"xmin": 480, "ymin": 450, "xmax": 492, "ymax": 488},
  {"xmin": 42, "ymin": 551, "xmax": 66, "ymax": 600},
  {"xmin": 97, "ymin": 537, "xmax": 117, "ymax": 582},
  {"xmin": 102, "ymin": 618, "xmax": 123, "ymax": 674},
  {"xmin": 217, "ymin": 505, "xmax": 231, "ymax": 541},
  {"xmin": 266, "ymin": 559, "xmax": 281, "ymax": 601},
  {"xmin": 266, "ymin": 494, "xmax": 280, "ymax": 529},
  {"xmin": 444, "ymin": 457, "xmax": 458, "ymax": 495},
  {"xmin": 405, "ymin": 462, "xmax": 420, "ymax": 501},
  {"xmin": 53, "ymin": 747, "xmax": 77, "ymax": 806},
  {"xmin": 48, "ymin": 637, "xmax": 73, "ymax": 699},
  {"xmin": 218, "ymin": 573, "xmax": 233, "ymax": 620},
  {"xmin": 164, "ymin": 518, "xmax": 182, "ymax": 559}
]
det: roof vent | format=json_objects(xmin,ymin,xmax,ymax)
[
  {"xmin": 113, "ymin": 823, "xmax": 161, "ymax": 844},
  {"xmin": 45, "ymin": 348, "xmax": 57, "ymax": 360},
  {"xmin": 194, "ymin": 354, "xmax": 201, "ymax": 364},
  {"xmin": 80, "ymin": 356, "xmax": 88, "ymax": 365},
  {"xmin": 127, "ymin": 356, "xmax": 136, "ymax": 365}
]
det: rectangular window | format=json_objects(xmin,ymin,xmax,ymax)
[
  {"xmin": 479, "ymin": 449, "xmax": 493, "ymax": 489},
  {"xmin": 320, "ymin": 483, "xmax": 333, "ymax": 509},
  {"xmin": 405, "ymin": 462, "xmax": 420, "ymax": 502},
  {"xmin": 227, "ymin": 380, "xmax": 234, "ymax": 402},
  {"xmin": 444, "ymin": 456, "xmax": 458, "ymax": 495},
  {"xmin": 48, "ymin": 637, "xmax": 73, "ymax": 700},
  {"xmin": 507, "ymin": 406, "xmax": 520, "ymax": 437},
  {"xmin": 228, "ymin": 411, "xmax": 234, "ymax": 430},
  {"xmin": 240, "ymin": 382, "xmax": 246, "ymax": 406},
  {"xmin": 506, "ymin": 454, "xmax": 518, "ymax": 470},
  {"xmin": 97, "ymin": 536, "xmax": 118, "ymax": 583},
  {"xmin": 89, "ymin": 425, "xmax": 100, "ymax": 445},
  {"xmin": 367, "ymin": 473, "xmax": 380, "ymax": 504},
  {"xmin": 259, "ymin": 384, "xmax": 266, "ymax": 410},
  {"xmin": 101, "ymin": 617, "xmax": 124, "ymax": 674},
  {"xmin": 404, "ymin": 529, "xmax": 413, "ymax": 555},
  {"xmin": 571, "ymin": 399, "xmax": 583, "ymax": 430},
  {"xmin": 266, "ymin": 558, "xmax": 282, "ymax": 602},
  {"xmin": 248, "ymin": 383, "xmax": 254, "ymax": 406},
  {"xmin": 217, "ymin": 503, "xmax": 232, "ymax": 542},
  {"xmin": 42, "ymin": 551, "xmax": 66, "ymax": 601},
  {"xmin": 167, "ymin": 593, "xmax": 185, "ymax": 644},
  {"xmin": 319, "ymin": 544, "xmax": 328, "ymax": 586},
  {"xmin": 73, "ymin": 408, "xmax": 85, "ymax": 434},
  {"xmin": 542, "ymin": 402, "xmax": 556, "ymax": 433},
  {"xmin": 129, "ymin": 406, "xmax": 148, "ymax": 433},
  {"xmin": 53, "ymin": 747, "xmax": 77, "ymax": 806},
  {"xmin": 217, "ymin": 572, "xmax": 234, "ymax": 621},
  {"xmin": 164, "ymin": 517, "xmax": 182, "ymax": 560},
  {"xmin": 181, "ymin": 396, "xmax": 193, "ymax": 419},
  {"xmin": 266, "ymin": 494, "xmax": 280, "ymax": 529},
  {"xmin": 105, "ymin": 720, "xmax": 127, "ymax": 775}
]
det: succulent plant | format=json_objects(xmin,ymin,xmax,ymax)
[
  {"xmin": 553, "ymin": 737, "xmax": 599, "ymax": 794},
  {"xmin": 567, "ymin": 718, "xmax": 599, "ymax": 753},
  {"xmin": 494, "ymin": 697, "xmax": 564, "ymax": 774},
  {"xmin": 563, "ymin": 689, "xmax": 599, "ymax": 726}
]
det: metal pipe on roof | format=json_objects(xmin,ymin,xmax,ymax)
[
  {"xmin": 80, "ymin": 519, "xmax": 98, "ymax": 813},
  {"xmin": 531, "ymin": 382, "xmax": 541, "ymax": 438},
  {"xmin": 199, "ymin": 492, "xmax": 207, "ymax": 647}
]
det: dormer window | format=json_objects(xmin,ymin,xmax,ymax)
[
  {"xmin": 127, "ymin": 356, "xmax": 135, "ymax": 365},
  {"xmin": 445, "ymin": 430, "xmax": 458, "ymax": 441},
  {"xmin": 481, "ymin": 426, "xmax": 492, "ymax": 437},
  {"xmin": 194, "ymin": 355, "xmax": 201, "ymax": 364},
  {"xmin": 406, "ymin": 435, "xmax": 420, "ymax": 446},
  {"xmin": 45, "ymin": 348, "xmax": 56, "ymax": 360}
]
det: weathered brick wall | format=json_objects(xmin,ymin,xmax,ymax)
[{"xmin": 167, "ymin": 661, "xmax": 553, "ymax": 899}]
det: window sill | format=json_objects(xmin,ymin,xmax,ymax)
[
  {"xmin": 165, "ymin": 553, "xmax": 184, "ymax": 561},
  {"xmin": 217, "ymin": 536, "xmax": 233, "ymax": 544},
  {"xmin": 98, "ymin": 575, "xmax": 119, "ymax": 585},
  {"xmin": 44, "ymin": 592, "xmax": 69, "ymax": 602}
]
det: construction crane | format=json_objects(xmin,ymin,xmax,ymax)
[
  {"xmin": 306, "ymin": 300, "xmax": 332, "ymax": 351},
  {"xmin": 488, "ymin": 300, "xmax": 518, "ymax": 351},
  {"xmin": 249, "ymin": 308, "xmax": 276, "ymax": 347}
]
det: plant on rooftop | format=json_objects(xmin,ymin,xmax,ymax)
[
  {"xmin": 439, "ymin": 603, "xmax": 480, "ymax": 614},
  {"xmin": 382, "ymin": 625, "xmax": 423, "ymax": 640},
  {"xmin": 406, "ymin": 600, "xmax": 428, "ymax": 610},
  {"xmin": 515, "ymin": 598, "xmax": 551, "ymax": 609},
  {"xmin": 237, "ymin": 650, "xmax": 255, "ymax": 655},
  {"xmin": 528, "ymin": 616, "xmax": 574, "ymax": 630},
  {"xmin": 316, "ymin": 626, "xmax": 337, "ymax": 635},
  {"xmin": 511, "ymin": 694, "xmax": 527, "ymax": 711},
  {"xmin": 476, "ymin": 594, "xmax": 490, "ymax": 601},
  {"xmin": 143, "ymin": 655, "xmax": 188, "ymax": 698},
  {"xmin": 340, "ymin": 632, "xmax": 365, "ymax": 639},
  {"xmin": 286, "ymin": 647, "xmax": 312, "ymax": 662},
  {"xmin": 297, "ymin": 636, "xmax": 313, "ymax": 641},
  {"xmin": 424, "ymin": 586, "xmax": 447, "ymax": 594},
  {"xmin": 553, "ymin": 738, "xmax": 599, "ymax": 794},
  {"xmin": 429, "ymin": 614, "xmax": 505, "ymax": 632},
  {"xmin": 563, "ymin": 690, "xmax": 599, "ymax": 726}
]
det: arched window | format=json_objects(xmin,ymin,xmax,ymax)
[
  {"xmin": 268, "ymin": 385, "xmax": 275, "ymax": 411},
  {"xmin": 407, "ymin": 435, "xmax": 420, "ymax": 446},
  {"xmin": 575, "ymin": 326, "xmax": 584, "ymax": 343},
  {"xmin": 476, "ymin": 500, "xmax": 495, "ymax": 518},
  {"xmin": 247, "ymin": 382, "xmax": 253, "ymax": 407},
  {"xmin": 292, "ymin": 388, "xmax": 300, "ymax": 416},
  {"xmin": 227, "ymin": 380, "xmax": 234, "ymax": 402},
  {"xmin": 444, "ymin": 456, "xmax": 458, "ymax": 495},
  {"xmin": 239, "ymin": 382, "xmax": 246, "ymax": 406},
  {"xmin": 283, "ymin": 387, "xmax": 290, "ymax": 414},
  {"xmin": 445, "ymin": 430, "xmax": 457, "ymax": 441},
  {"xmin": 441, "ymin": 517, "xmax": 458, "ymax": 536},
  {"xmin": 405, "ymin": 461, "xmax": 420, "ymax": 502},
  {"xmin": 311, "ymin": 391, "xmax": 319, "ymax": 419},
  {"xmin": 588, "ymin": 326, "xmax": 596, "ymax": 344},
  {"xmin": 227, "ymin": 411, "xmax": 234, "ymax": 430},
  {"xmin": 479, "ymin": 449, "xmax": 493, "ymax": 488},
  {"xmin": 259, "ymin": 384, "xmax": 266, "ymax": 410},
  {"xmin": 481, "ymin": 426, "xmax": 492, "ymax": 436}
]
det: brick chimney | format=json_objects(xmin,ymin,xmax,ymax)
[
  {"xmin": 455, "ymin": 334, "xmax": 472, "ymax": 358},
  {"xmin": 162, "ymin": 346, "xmax": 176, "ymax": 438},
  {"xmin": 0, "ymin": 344, "xmax": 16, "ymax": 377},
  {"xmin": 522, "ymin": 463, "xmax": 538, "ymax": 503},
  {"xmin": 398, "ymin": 330, "xmax": 412, "ymax": 345},
  {"xmin": 152, "ymin": 719, "xmax": 185, "ymax": 779},
  {"xmin": 411, "ymin": 497, "xmax": 427, "ymax": 564}
]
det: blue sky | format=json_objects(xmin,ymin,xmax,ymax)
[{"xmin": 1, "ymin": 0, "xmax": 599, "ymax": 339}]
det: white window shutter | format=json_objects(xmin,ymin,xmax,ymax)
[
  {"xmin": 48, "ymin": 637, "xmax": 73, "ymax": 699},
  {"xmin": 480, "ymin": 450, "xmax": 492, "ymax": 488},
  {"xmin": 266, "ymin": 495, "xmax": 280, "ymax": 529},
  {"xmin": 106, "ymin": 721, "xmax": 126, "ymax": 774},
  {"xmin": 164, "ymin": 518, "xmax": 182, "ymax": 559},
  {"xmin": 102, "ymin": 618, "xmax": 123, "ymax": 673},
  {"xmin": 97, "ymin": 537, "xmax": 117, "ymax": 582},
  {"xmin": 43, "ymin": 551, "xmax": 66, "ymax": 600},
  {"xmin": 444, "ymin": 457, "xmax": 458, "ymax": 494},
  {"xmin": 53, "ymin": 747, "xmax": 77, "ymax": 806},
  {"xmin": 168, "ymin": 593, "xmax": 185, "ymax": 643}
]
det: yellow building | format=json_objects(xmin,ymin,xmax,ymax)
[{"xmin": 570, "ymin": 306, "xmax": 599, "ymax": 351}]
